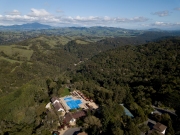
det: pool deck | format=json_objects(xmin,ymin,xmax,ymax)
[
  {"xmin": 60, "ymin": 97, "xmax": 71, "ymax": 111},
  {"xmin": 59, "ymin": 91, "xmax": 98, "ymax": 113}
]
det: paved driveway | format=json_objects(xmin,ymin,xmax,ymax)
[{"xmin": 63, "ymin": 127, "xmax": 81, "ymax": 135}]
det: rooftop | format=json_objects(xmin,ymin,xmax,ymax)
[
  {"xmin": 53, "ymin": 102, "xmax": 64, "ymax": 111},
  {"xmin": 51, "ymin": 97, "xmax": 60, "ymax": 103},
  {"xmin": 77, "ymin": 132, "xmax": 88, "ymax": 135},
  {"xmin": 153, "ymin": 122, "xmax": 167, "ymax": 132},
  {"xmin": 64, "ymin": 113, "xmax": 74, "ymax": 124},
  {"xmin": 64, "ymin": 110, "xmax": 87, "ymax": 124},
  {"xmin": 148, "ymin": 129, "xmax": 164, "ymax": 135},
  {"xmin": 72, "ymin": 110, "xmax": 86, "ymax": 119}
]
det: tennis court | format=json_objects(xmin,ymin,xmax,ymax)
[{"xmin": 64, "ymin": 96, "xmax": 82, "ymax": 109}]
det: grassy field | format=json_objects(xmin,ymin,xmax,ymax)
[
  {"xmin": 57, "ymin": 36, "xmax": 72, "ymax": 45},
  {"xmin": 0, "ymin": 46, "xmax": 33, "ymax": 60},
  {"xmin": 21, "ymin": 36, "xmax": 73, "ymax": 47},
  {"xmin": 75, "ymin": 39, "xmax": 90, "ymax": 45},
  {"xmin": 0, "ymin": 56, "xmax": 22, "ymax": 63}
]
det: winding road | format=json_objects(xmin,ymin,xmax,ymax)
[
  {"xmin": 63, "ymin": 127, "xmax": 81, "ymax": 135},
  {"xmin": 152, "ymin": 105, "xmax": 177, "ymax": 116}
]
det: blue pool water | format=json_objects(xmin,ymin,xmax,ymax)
[
  {"xmin": 64, "ymin": 97, "xmax": 82, "ymax": 109},
  {"xmin": 120, "ymin": 104, "xmax": 134, "ymax": 118}
]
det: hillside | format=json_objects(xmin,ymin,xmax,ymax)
[
  {"xmin": 70, "ymin": 37, "xmax": 180, "ymax": 135},
  {"xmin": 0, "ymin": 34, "xmax": 151, "ymax": 96},
  {"xmin": 0, "ymin": 35, "xmax": 180, "ymax": 134},
  {"xmin": 0, "ymin": 23, "xmax": 51, "ymax": 30},
  {"xmin": 0, "ymin": 25, "xmax": 142, "ymax": 45},
  {"xmin": 1, "ymin": 26, "xmax": 180, "ymax": 45}
]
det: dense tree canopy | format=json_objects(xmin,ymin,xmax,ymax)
[
  {"xmin": 70, "ymin": 37, "xmax": 180, "ymax": 134},
  {"xmin": 0, "ymin": 34, "xmax": 180, "ymax": 134}
]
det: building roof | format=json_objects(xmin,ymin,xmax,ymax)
[
  {"xmin": 64, "ymin": 110, "xmax": 87, "ymax": 124},
  {"xmin": 153, "ymin": 122, "xmax": 167, "ymax": 132},
  {"xmin": 148, "ymin": 129, "xmax": 164, "ymax": 135},
  {"xmin": 53, "ymin": 102, "xmax": 63, "ymax": 111},
  {"xmin": 64, "ymin": 113, "xmax": 74, "ymax": 124},
  {"xmin": 77, "ymin": 132, "xmax": 88, "ymax": 135},
  {"xmin": 72, "ymin": 110, "xmax": 86, "ymax": 119},
  {"xmin": 51, "ymin": 97, "xmax": 59, "ymax": 103}
]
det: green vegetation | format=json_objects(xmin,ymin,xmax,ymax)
[
  {"xmin": 71, "ymin": 37, "xmax": 180, "ymax": 135},
  {"xmin": 0, "ymin": 56, "xmax": 23, "ymax": 63},
  {"xmin": 0, "ymin": 45, "xmax": 33, "ymax": 61},
  {"xmin": 59, "ymin": 88, "xmax": 70, "ymax": 97},
  {"xmin": 0, "ymin": 27, "xmax": 139, "ymax": 45},
  {"xmin": 82, "ymin": 116, "xmax": 102, "ymax": 135},
  {"xmin": 1, "ymin": 27, "xmax": 180, "ymax": 45},
  {"xmin": 0, "ymin": 29, "xmax": 180, "ymax": 135},
  {"xmin": 75, "ymin": 39, "xmax": 89, "ymax": 45}
]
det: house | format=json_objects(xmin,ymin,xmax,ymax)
[
  {"xmin": 147, "ymin": 122, "xmax": 167, "ymax": 135},
  {"xmin": 72, "ymin": 110, "xmax": 86, "ymax": 119},
  {"xmin": 64, "ymin": 110, "xmax": 87, "ymax": 124},
  {"xmin": 51, "ymin": 97, "xmax": 60, "ymax": 104},
  {"xmin": 147, "ymin": 130, "xmax": 163, "ymax": 135},
  {"xmin": 64, "ymin": 112, "xmax": 76, "ymax": 124},
  {"xmin": 153, "ymin": 123, "xmax": 167, "ymax": 134},
  {"xmin": 53, "ymin": 102, "xmax": 64, "ymax": 112},
  {"xmin": 51, "ymin": 97, "xmax": 65, "ymax": 112}
]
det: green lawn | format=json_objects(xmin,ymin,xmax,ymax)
[{"xmin": 60, "ymin": 88, "xmax": 70, "ymax": 97}]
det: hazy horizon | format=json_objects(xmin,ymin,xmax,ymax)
[{"xmin": 0, "ymin": 0, "xmax": 180, "ymax": 30}]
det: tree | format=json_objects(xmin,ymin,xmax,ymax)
[
  {"xmin": 112, "ymin": 127, "xmax": 124, "ymax": 135},
  {"xmin": 124, "ymin": 121, "xmax": 140, "ymax": 135},
  {"xmin": 83, "ymin": 116, "xmax": 102, "ymax": 135}
]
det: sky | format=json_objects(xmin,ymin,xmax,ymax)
[{"xmin": 0, "ymin": 0, "xmax": 180, "ymax": 30}]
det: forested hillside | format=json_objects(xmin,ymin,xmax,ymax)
[
  {"xmin": 0, "ymin": 35, "xmax": 180, "ymax": 134},
  {"xmin": 0, "ymin": 35, "xmax": 145, "ymax": 94},
  {"xmin": 70, "ymin": 37, "xmax": 180, "ymax": 135},
  {"xmin": 0, "ymin": 26, "xmax": 141, "ymax": 45},
  {"xmin": 1, "ymin": 26, "xmax": 180, "ymax": 45},
  {"xmin": 0, "ymin": 34, "xmax": 150, "ymax": 135}
]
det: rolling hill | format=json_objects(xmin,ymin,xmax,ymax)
[{"xmin": 0, "ymin": 22, "xmax": 51, "ymax": 30}]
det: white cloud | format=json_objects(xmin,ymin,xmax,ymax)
[
  {"xmin": 28, "ymin": 8, "xmax": 51, "ymax": 17},
  {"xmin": 5, "ymin": 10, "xmax": 21, "ymax": 15},
  {"xmin": 152, "ymin": 10, "xmax": 169, "ymax": 17},
  {"xmin": 114, "ymin": 16, "xmax": 148, "ymax": 23},
  {"xmin": 0, "ymin": 8, "xmax": 149, "ymax": 27},
  {"xmin": 130, "ymin": 17, "xmax": 148, "ymax": 22},
  {"xmin": 154, "ymin": 21, "xmax": 168, "ymax": 26},
  {"xmin": 151, "ymin": 21, "xmax": 180, "ymax": 27}
]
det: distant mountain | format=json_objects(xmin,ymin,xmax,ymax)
[
  {"xmin": 0, "ymin": 22, "xmax": 52, "ymax": 30},
  {"xmin": 147, "ymin": 28, "xmax": 162, "ymax": 31}
]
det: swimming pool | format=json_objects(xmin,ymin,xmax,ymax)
[
  {"xmin": 64, "ymin": 97, "xmax": 72, "ymax": 101},
  {"xmin": 64, "ymin": 97, "xmax": 82, "ymax": 109}
]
